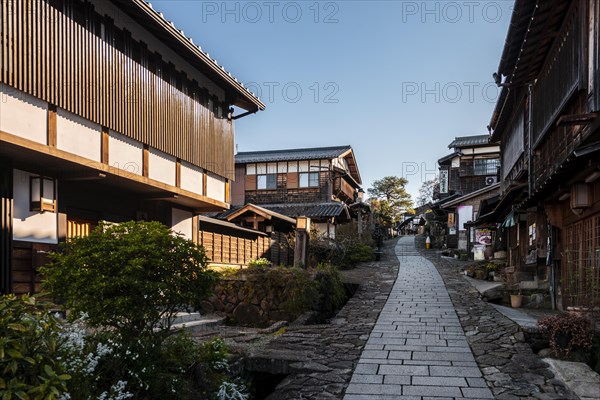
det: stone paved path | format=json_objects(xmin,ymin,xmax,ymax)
[{"xmin": 345, "ymin": 236, "xmax": 494, "ymax": 399}]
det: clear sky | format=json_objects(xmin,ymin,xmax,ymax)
[{"xmin": 153, "ymin": 0, "xmax": 513, "ymax": 200}]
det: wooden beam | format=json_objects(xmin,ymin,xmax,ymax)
[
  {"xmin": 101, "ymin": 127, "xmax": 109, "ymax": 164},
  {"xmin": 47, "ymin": 104, "xmax": 57, "ymax": 147},
  {"xmin": 175, "ymin": 158, "xmax": 181, "ymax": 188},
  {"xmin": 0, "ymin": 130, "xmax": 229, "ymax": 211},
  {"xmin": 192, "ymin": 215, "xmax": 199, "ymax": 244},
  {"xmin": 556, "ymin": 113, "xmax": 599, "ymax": 126},
  {"xmin": 142, "ymin": 145, "xmax": 149, "ymax": 177}
]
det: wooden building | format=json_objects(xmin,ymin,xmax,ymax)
[
  {"xmin": 433, "ymin": 135, "xmax": 500, "ymax": 250},
  {"xmin": 487, "ymin": 0, "xmax": 600, "ymax": 310},
  {"xmin": 202, "ymin": 204, "xmax": 297, "ymax": 267},
  {"xmin": 0, "ymin": 0, "xmax": 265, "ymax": 294},
  {"xmin": 231, "ymin": 145, "xmax": 363, "ymax": 238},
  {"xmin": 438, "ymin": 135, "xmax": 500, "ymax": 199}
]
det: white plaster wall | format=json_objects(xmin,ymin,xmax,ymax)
[
  {"xmin": 171, "ymin": 208, "xmax": 193, "ymax": 240},
  {"xmin": 180, "ymin": 161, "xmax": 203, "ymax": 195},
  {"xmin": 314, "ymin": 222, "xmax": 336, "ymax": 239},
  {"xmin": 56, "ymin": 108, "xmax": 102, "ymax": 162},
  {"xmin": 472, "ymin": 146, "xmax": 500, "ymax": 154},
  {"xmin": 108, "ymin": 131, "xmax": 143, "ymax": 175},
  {"xmin": 0, "ymin": 83, "xmax": 47, "ymax": 144},
  {"xmin": 148, "ymin": 148, "xmax": 176, "ymax": 186},
  {"xmin": 206, "ymin": 173, "xmax": 225, "ymax": 203},
  {"xmin": 12, "ymin": 169, "xmax": 58, "ymax": 244}
]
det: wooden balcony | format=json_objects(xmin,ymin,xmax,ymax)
[{"xmin": 531, "ymin": 5, "xmax": 583, "ymax": 147}]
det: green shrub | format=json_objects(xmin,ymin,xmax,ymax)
[
  {"xmin": 314, "ymin": 263, "xmax": 346, "ymax": 315},
  {"xmin": 0, "ymin": 294, "xmax": 70, "ymax": 400},
  {"xmin": 41, "ymin": 220, "xmax": 218, "ymax": 340},
  {"xmin": 252, "ymin": 267, "xmax": 318, "ymax": 318},
  {"xmin": 309, "ymin": 223, "xmax": 375, "ymax": 269},
  {"xmin": 248, "ymin": 257, "xmax": 272, "ymax": 270}
]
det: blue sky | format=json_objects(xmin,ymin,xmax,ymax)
[{"xmin": 153, "ymin": 0, "xmax": 513, "ymax": 199}]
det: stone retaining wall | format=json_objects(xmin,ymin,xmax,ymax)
[{"xmin": 203, "ymin": 276, "xmax": 294, "ymax": 326}]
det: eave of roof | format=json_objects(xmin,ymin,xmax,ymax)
[
  {"xmin": 112, "ymin": 0, "xmax": 265, "ymax": 112},
  {"xmin": 259, "ymin": 202, "xmax": 349, "ymax": 219},
  {"xmin": 225, "ymin": 203, "xmax": 296, "ymax": 225},
  {"xmin": 197, "ymin": 216, "xmax": 268, "ymax": 236},
  {"xmin": 438, "ymin": 152, "xmax": 458, "ymax": 165},
  {"xmin": 490, "ymin": 0, "xmax": 574, "ymax": 139},
  {"xmin": 235, "ymin": 145, "xmax": 352, "ymax": 164},
  {"xmin": 441, "ymin": 183, "xmax": 501, "ymax": 208},
  {"xmin": 448, "ymin": 135, "xmax": 491, "ymax": 149}
]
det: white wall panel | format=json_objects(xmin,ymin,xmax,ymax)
[
  {"xmin": 206, "ymin": 173, "xmax": 226, "ymax": 203},
  {"xmin": 108, "ymin": 130, "xmax": 143, "ymax": 175},
  {"xmin": 56, "ymin": 108, "xmax": 101, "ymax": 162},
  {"xmin": 148, "ymin": 148, "xmax": 176, "ymax": 186},
  {"xmin": 12, "ymin": 169, "xmax": 58, "ymax": 244},
  {"xmin": 171, "ymin": 208, "xmax": 193, "ymax": 240},
  {"xmin": 180, "ymin": 161, "xmax": 203, "ymax": 195},
  {"xmin": 0, "ymin": 83, "xmax": 47, "ymax": 144}
]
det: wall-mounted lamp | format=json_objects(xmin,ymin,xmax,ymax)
[
  {"xmin": 265, "ymin": 225, "xmax": 273, "ymax": 234},
  {"xmin": 30, "ymin": 176, "xmax": 56, "ymax": 212}
]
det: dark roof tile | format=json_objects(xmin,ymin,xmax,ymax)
[
  {"xmin": 235, "ymin": 145, "xmax": 351, "ymax": 164},
  {"xmin": 448, "ymin": 135, "xmax": 490, "ymax": 149}
]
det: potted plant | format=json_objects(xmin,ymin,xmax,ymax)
[{"xmin": 510, "ymin": 285, "xmax": 523, "ymax": 308}]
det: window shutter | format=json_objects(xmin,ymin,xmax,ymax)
[
  {"xmin": 245, "ymin": 175, "xmax": 256, "ymax": 190},
  {"xmin": 287, "ymin": 172, "xmax": 299, "ymax": 189}
]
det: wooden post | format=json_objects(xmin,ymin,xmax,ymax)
[
  {"xmin": 47, "ymin": 104, "xmax": 57, "ymax": 147},
  {"xmin": 294, "ymin": 216, "xmax": 311, "ymax": 268}
]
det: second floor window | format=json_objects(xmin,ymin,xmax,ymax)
[
  {"xmin": 257, "ymin": 174, "xmax": 277, "ymax": 190},
  {"xmin": 474, "ymin": 159, "xmax": 500, "ymax": 176},
  {"xmin": 299, "ymin": 172, "xmax": 319, "ymax": 188}
]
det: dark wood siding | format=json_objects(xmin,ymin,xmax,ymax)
[
  {"xmin": 199, "ymin": 226, "xmax": 275, "ymax": 266},
  {"xmin": 0, "ymin": 0, "xmax": 234, "ymax": 179}
]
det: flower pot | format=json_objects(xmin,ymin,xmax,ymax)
[{"xmin": 510, "ymin": 294, "xmax": 523, "ymax": 308}]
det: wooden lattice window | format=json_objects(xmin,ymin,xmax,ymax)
[{"xmin": 564, "ymin": 215, "xmax": 600, "ymax": 308}]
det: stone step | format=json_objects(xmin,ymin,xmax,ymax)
[{"xmin": 170, "ymin": 312, "xmax": 226, "ymax": 333}]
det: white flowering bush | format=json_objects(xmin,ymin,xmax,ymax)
[
  {"xmin": 217, "ymin": 381, "xmax": 249, "ymax": 400},
  {"xmin": 196, "ymin": 338, "xmax": 251, "ymax": 400}
]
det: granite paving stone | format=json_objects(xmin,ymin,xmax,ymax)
[{"xmin": 344, "ymin": 236, "xmax": 493, "ymax": 399}]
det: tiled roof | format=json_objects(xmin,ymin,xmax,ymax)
[
  {"xmin": 221, "ymin": 204, "xmax": 297, "ymax": 224},
  {"xmin": 235, "ymin": 145, "xmax": 352, "ymax": 164},
  {"xmin": 258, "ymin": 202, "xmax": 349, "ymax": 219},
  {"xmin": 448, "ymin": 135, "xmax": 490, "ymax": 149},
  {"xmin": 438, "ymin": 152, "xmax": 458, "ymax": 164},
  {"xmin": 440, "ymin": 183, "xmax": 501, "ymax": 208}
]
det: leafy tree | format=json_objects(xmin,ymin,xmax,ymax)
[
  {"xmin": 368, "ymin": 176, "xmax": 414, "ymax": 225},
  {"xmin": 0, "ymin": 294, "xmax": 70, "ymax": 400},
  {"xmin": 416, "ymin": 178, "xmax": 440, "ymax": 206},
  {"xmin": 41, "ymin": 220, "xmax": 218, "ymax": 340}
]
